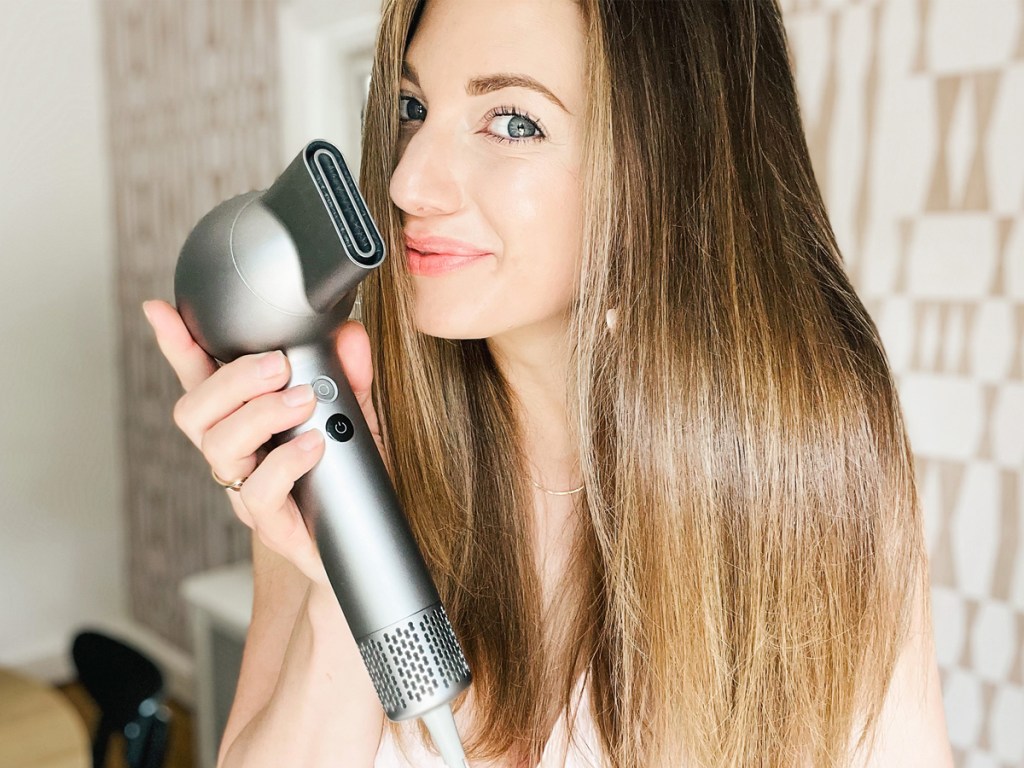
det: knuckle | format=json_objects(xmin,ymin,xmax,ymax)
[
  {"xmin": 237, "ymin": 481, "xmax": 265, "ymax": 516},
  {"xmin": 265, "ymin": 387, "xmax": 295, "ymax": 415},
  {"xmin": 238, "ymin": 461, "xmax": 282, "ymax": 518},
  {"xmin": 253, "ymin": 394, "xmax": 289, "ymax": 435},
  {"xmin": 247, "ymin": 350, "xmax": 289, "ymax": 382},
  {"xmin": 198, "ymin": 427, "xmax": 221, "ymax": 464},
  {"xmin": 276, "ymin": 395, "xmax": 317, "ymax": 431},
  {"xmin": 224, "ymin": 491, "xmax": 254, "ymax": 525},
  {"xmin": 171, "ymin": 394, "xmax": 192, "ymax": 432},
  {"xmin": 280, "ymin": 451, "xmax": 310, "ymax": 490}
]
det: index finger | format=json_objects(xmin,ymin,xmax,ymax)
[{"xmin": 142, "ymin": 299, "xmax": 218, "ymax": 392}]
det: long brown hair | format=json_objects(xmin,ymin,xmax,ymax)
[{"xmin": 358, "ymin": 1, "xmax": 928, "ymax": 765}]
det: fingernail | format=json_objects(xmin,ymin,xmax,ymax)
[
  {"xmin": 141, "ymin": 301, "xmax": 154, "ymax": 325},
  {"xmin": 297, "ymin": 429, "xmax": 323, "ymax": 451},
  {"xmin": 258, "ymin": 351, "xmax": 286, "ymax": 378},
  {"xmin": 282, "ymin": 384, "xmax": 314, "ymax": 407}
]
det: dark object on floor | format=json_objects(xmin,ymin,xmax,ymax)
[{"xmin": 71, "ymin": 629, "xmax": 172, "ymax": 768}]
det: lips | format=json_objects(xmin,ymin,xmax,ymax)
[
  {"xmin": 404, "ymin": 233, "xmax": 493, "ymax": 276},
  {"xmin": 404, "ymin": 234, "xmax": 492, "ymax": 257}
]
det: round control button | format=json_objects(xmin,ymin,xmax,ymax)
[
  {"xmin": 310, "ymin": 375, "xmax": 339, "ymax": 403},
  {"xmin": 326, "ymin": 413, "xmax": 354, "ymax": 442}
]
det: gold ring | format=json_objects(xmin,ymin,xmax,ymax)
[{"xmin": 211, "ymin": 467, "xmax": 247, "ymax": 492}]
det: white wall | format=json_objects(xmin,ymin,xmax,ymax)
[
  {"xmin": 279, "ymin": 0, "xmax": 381, "ymax": 173},
  {"xmin": 0, "ymin": 1, "xmax": 125, "ymax": 680}
]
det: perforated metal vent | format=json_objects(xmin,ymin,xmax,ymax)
[{"xmin": 357, "ymin": 603, "xmax": 472, "ymax": 721}]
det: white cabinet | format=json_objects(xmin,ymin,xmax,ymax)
[{"xmin": 180, "ymin": 562, "xmax": 253, "ymax": 768}]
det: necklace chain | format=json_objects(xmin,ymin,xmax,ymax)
[
  {"xmin": 529, "ymin": 477, "xmax": 585, "ymax": 495},
  {"xmin": 528, "ymin": 456, "xmax": 584, "ymax": 496}
]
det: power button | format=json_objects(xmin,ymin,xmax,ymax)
[
  {"xmin": 326, "ymin": 413, "xmax": 354, "ymax": 442},
  {"xmin": 310, "ymin": 376, "xmax": 339, "ymax": 403}
]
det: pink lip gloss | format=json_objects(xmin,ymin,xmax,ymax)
[{"xmin": 406, "ymin": 247, "xmax": 490, "ymax": 276}]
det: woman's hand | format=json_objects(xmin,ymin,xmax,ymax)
[{"xmin": 141, "ymin": 299, "xmax": 387, "ymax": 588}]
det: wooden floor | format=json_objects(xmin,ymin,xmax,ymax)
[{"xmin": 56, "ymin": 681, "xmax": 196, "ymax": 768}]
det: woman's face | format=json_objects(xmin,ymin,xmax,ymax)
[{"xmin": 389, "ymin": 0, "xmax": 586, "ymax": 341}]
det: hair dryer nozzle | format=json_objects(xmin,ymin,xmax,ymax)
[{"xmin": 262, "ymin": 140, "xmax": 385, "ymax": 313}]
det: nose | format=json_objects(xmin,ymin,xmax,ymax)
[{"xmin": 389, "ymin": 122, "xmax": 463, "ymax": 217}]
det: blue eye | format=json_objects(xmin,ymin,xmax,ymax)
[
  {"xmin": 487, "ymin": 112, "xmax": 544, "ymax": 143},
  {"xmin": 397, "ymin": 95, "xmax": 547, "ymax": 146},
  {"xmin": 486, "ymin": 109, "xmax": 545, "ymax": 144},
  {"xmin": 399, "ymin": 95, "xmax": 427, "ymax": 122}
]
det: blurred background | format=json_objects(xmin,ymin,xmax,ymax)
[{"xmin": 0, "ymin": 0, "xmax": 1020, "ymax": 767}]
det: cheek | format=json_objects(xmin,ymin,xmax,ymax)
[
  {"xmin": 483, "ymin": 163, "xmax": 581, "ymax": 325},
  {"xmin": 408, "ymin": 155, "xmax": 583, "ymax": 340},
  {"xmin": 476, "ymin": 157, "xmax": 582, "ymax": 273}
]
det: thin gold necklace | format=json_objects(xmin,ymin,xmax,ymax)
[
  {"xmin": 528, "ymin": 458, "xmax": 584, "ymax": 496},
  {"xmin": 530, "ymin": 477, "xmax": 585, "ymax": 496}
]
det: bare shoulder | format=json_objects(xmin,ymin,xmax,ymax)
[
  {"xmin": 217, "ymin": 530, "xmax": 313, "ymax": 763},
  {"xmin": 849, "ymin": 577, "xmax": 954, "ymax": 768}
]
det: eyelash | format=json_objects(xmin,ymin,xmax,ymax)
[
  {"xmin": 398, "ymin": 94, "xmax": 547, "ymax": 145},
  {"xmin": 487, "ymin": 105, "xmax": 547, "ymax": 145}
]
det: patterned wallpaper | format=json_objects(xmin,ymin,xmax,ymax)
[
  {"xmin": 102, "ymin": 0, "xmax": 1022, "ymax": 765},
  {"xmin": 781, "ymin": 0, "xmax": 1024, "ymax": 765},
  {"xmin": 99, "ymin": 0, "xmax": 281, "ymax": 650}
]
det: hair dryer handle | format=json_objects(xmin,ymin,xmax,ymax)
[{"xmin": 273, "ymin": 341, "xmax": 471, "ymax": 721}]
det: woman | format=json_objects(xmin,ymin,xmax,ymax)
[{"xmin": 143, "ymin": 0, "xmax": 953, "ymax": 765}]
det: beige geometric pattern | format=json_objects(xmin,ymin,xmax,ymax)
[
  {"xmin": 781, "ymin": 0, "xmax": 1024, "ymax": 765},
  {"xmin": 99, "ymin": 0, "xmax": 282, "ymax": 652},
  {"xmin": 101, "ymin": 0, "xmax": 1023, "ymax": 764}
]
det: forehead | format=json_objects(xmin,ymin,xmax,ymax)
[{"xmin": 405, "ymin": 0, "xmax": 586, "ymax": 107}]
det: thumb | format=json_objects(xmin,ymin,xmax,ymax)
[{"xmin": 334, "ymin": 319, "xmax": 388, "ymax": 466}]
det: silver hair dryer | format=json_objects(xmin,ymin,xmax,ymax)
[{"xmin": 174, "ymin": 140, "xmax": 472, "ymax": 767}]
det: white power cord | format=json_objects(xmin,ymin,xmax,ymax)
[{"xmin": 421, "ymin": 703, "xmax": 470, "ymax": 768}]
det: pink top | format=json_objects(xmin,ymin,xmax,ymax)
[{"xmin": 373, "ymin": 677, "xmax": 604, "ymax": 768}]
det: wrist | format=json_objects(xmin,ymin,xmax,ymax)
[
  {"xmin": 301, "ymin": 581, "xmax": 366, "ymax": 672},
  {"xmin": 304, "ymin": 581, "xmax": 346, "ymax": 631}
]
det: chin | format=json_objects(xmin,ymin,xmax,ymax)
[
  {"xmin": 409, "ymin": 286, "xmax": 571, "ymax": 342},
  {"xmin": 412, "ymin": 307, "xmax": 494, "ymax": 341}
]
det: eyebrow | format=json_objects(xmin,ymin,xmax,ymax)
[{"xmin": 401, "ymin": 61, "xmax": 571, "ymax": 115}]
